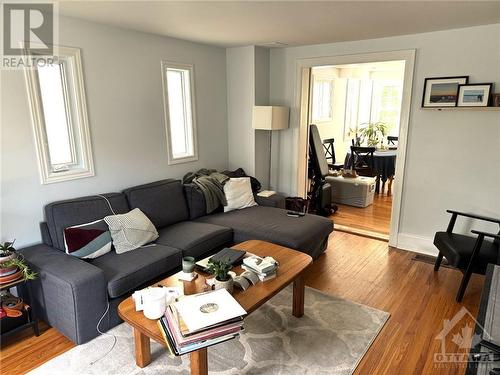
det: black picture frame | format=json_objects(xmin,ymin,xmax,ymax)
[
  {"xmin": 456, "ymin": 83, "xmax": 493, "ymax": 107},
  {"xmin": 421, "ymin": 76, "xmax": 469, "ymax": 108}
]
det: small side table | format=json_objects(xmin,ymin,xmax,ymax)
[{"xmin": 0, "ymin": 277, "xmax": 39, "ymax": 339}]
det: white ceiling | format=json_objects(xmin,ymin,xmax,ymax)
[{"xmin": 59, "ymin": 1, "xmax": 500, "ymax": 48}]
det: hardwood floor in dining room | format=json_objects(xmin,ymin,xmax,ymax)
[
  {"xmin": 331, "ymin": 190, "xmax": 393, "ymax": 236},
  {"xmin": 0, "ymin": 232, "xmax": 483, "ymax": 375}
]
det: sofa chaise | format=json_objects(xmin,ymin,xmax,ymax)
[{"xmin": 19, "ymin": 178, "xmax": 333, "ymax": 344}]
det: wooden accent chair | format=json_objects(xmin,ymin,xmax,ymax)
[{"xmin": 434, "ymin": 209, "xmax": 500, "ymax": 302}]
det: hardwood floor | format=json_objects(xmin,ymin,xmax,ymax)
[
  {"xmin": 331, "ymin": 191, "xmax": 392, "ymax": 236},
  {"xmin": 307, "ymin": 232, "xmax": 484, "ymax": 375},
  {"xmin": 0, "ymin": 232, "xmax": 484, "ymax": 375}
]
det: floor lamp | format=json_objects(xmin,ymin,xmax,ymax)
[{"xmin": 252, "ymin": 106, "xmax": 290, "ymax": 190}]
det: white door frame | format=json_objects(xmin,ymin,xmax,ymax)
[{"xmin": 294, "ymin": 49, "xmax": 416, "ymax": 247}]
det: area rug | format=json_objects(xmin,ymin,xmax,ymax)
[{"xmin": 29, "ymin": 286, "xmax": 389, "ymax": 375}]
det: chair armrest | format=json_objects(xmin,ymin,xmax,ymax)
[
  {"xmin": 471, "ymin": 230, "xmax": 500, "ymax": 241},
  {"xmin": 19, "ymin": 244, "xmax": 108, "ymax": 344},
  {"xmin": 446, "ymin": 210, "xmax": 500, "ymax": 225}
]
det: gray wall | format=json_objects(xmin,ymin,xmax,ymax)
[
  {"xmin": 270, "ymin": 23, "xmax": 500, "ymax": 253},
  {"xmin": 0, "ymin": 16, "xmax": 228, "ymax": 247},
  {"xmin": 226, "ymin": 46, "xmax": 255, "ymax": 174},
  {"xmin": 254, "ymin": 47, "xmax": 271, "ymax": 189},
  {"xmin": 226, "ymin": 45, "xmax": 273, "ymax": 188}
]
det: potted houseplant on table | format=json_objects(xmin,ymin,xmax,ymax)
[
  {"xmin": 207, "ymin": 259, "xmax": 233, "ymax": 293},
  {"xmin": 358, "ymin": 122, "xmax": 389, "ymax": 148},
  {"xmin": 0, "ymin": 241, "xmax": 37, "ymax": 282}
]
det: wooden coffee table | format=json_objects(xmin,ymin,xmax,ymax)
[{"xmin": 118, "ymin": 240, "xmax": 312, "ymax": 375}]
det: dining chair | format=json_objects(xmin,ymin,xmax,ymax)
[
  {"xmin": 387, "ymin": 136, "xmax": 398, "ymax": 147},
  {"xmin": 350, "ymin": 146, "xmax": 380, "ymax": 192},
  {"xmin": 434, "ymin": 209, "xmax": 500, "ymax": 302},
  {"xmin": 322, "ymin": 138, "xmax": 344, "ymax": 171}
]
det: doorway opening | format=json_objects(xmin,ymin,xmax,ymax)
[{"xmin": 296, "ymin": 51, "xmax": 415, "ymax": 245}]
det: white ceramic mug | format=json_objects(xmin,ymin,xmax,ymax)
[{"xmin": 142, "ymin": 288, "xmax": 167, "ymax": 320}]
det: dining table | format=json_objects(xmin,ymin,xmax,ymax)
[{"xmin": 344, "ymin": 149, "xmax": 397, "ymax": 194}]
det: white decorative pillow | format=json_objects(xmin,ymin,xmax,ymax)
[
  {"xmin": 104, "ymin": 208, "xmax": 159, "ymax": 254},
  {"xmin": 223, "ymin": 177, "xmax": 257, "ymax": 213}
]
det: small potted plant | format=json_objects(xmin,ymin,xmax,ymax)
[
  {"xmin": 0, "ymin": 241, "xmax": 36, "ymax": 281},
  {"xmin": 0, "ymin": 241, "xmax": 16, "ymax": 263},
  {"xmin": 0, "ymin": 241, "xmax": 17, "ymax": 276},
  {"xmin": 207, "ymin": 260, "xmax": 233, "ymax": 293}
]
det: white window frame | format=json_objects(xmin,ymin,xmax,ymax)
[
  {"xmin": 24, "ymin": 45, "xmax": 94, "ymax": 184},
  {"xmin": 161, "ymin": 61, "xmax": 198, "ymax": 165}
]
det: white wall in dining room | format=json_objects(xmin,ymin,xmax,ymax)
[
  {"xmin": 269, "ymin": 23, "xmax": 500, "ymax": 254},
  {"xmin": 0, "ymin": 16, "xmax": 229, "ymax": 247}
]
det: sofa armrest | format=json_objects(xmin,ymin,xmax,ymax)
[
  {"xmin": 19, "ymin": 244, "xmax": 108, "ymax": 344},
  {"xmin": 254, "ymin": 193, "xmax": 286, "ymax": 209}
]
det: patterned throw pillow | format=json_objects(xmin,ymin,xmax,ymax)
[
  {"xmin": 104, "ymin": 208, "xmax": 158, "ymax": 254},
  {"xmin": 64, "ymin": 219, "xmax": 112, "ymax": 259}
]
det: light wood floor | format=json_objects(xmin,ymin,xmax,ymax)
[
  {"xmin": 331, "ymin": 191, "xmax": 393, "ymax": 236},
  {"xmin": 0, "ymin": 232, "xmax": 483, "ymax": 375}
]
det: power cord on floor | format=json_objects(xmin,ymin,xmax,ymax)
[{"xmin": 89, "ymin": 301, "xmax": 117, "ymax": 366}]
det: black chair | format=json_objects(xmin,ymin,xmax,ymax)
[
  {"xmin": 350, "ymin": 146, "xmax": 382, "ymax": 193},
  {"xmin": 308, "ymin": 125, "xmax": 338, "ymax": 215},
  {"xmin": 387, "ymin": 136, "xmax": 398, "ymax": 147},
  {"xmin": 434, "ymin": 210, "xmax": 500, "ymax": 302},
  {"xmin": 322, "ymin": 138, "xmax": 344, "ymax": 171}
]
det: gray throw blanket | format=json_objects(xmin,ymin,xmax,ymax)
[{"xmin": 183, "ymin": 169, "xmax": 229, "ymax": 213}]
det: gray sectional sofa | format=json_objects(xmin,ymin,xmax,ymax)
[{"xmin": 20, "ymin": 179, "xmax": 333, "ymax": 344}]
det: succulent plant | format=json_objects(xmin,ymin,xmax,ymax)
[{"xmin": 207, "ymin": 259, "xmax": 232, "ymax": 282}]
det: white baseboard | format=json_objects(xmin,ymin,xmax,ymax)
[{"xmin": 397, "ymin": 233, "xmax": 438, "ymax": 257}]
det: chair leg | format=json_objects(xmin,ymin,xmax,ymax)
[
  {"xmin": 456, "ymin": 269, "xmax": 473, "ymax": 302},
  {"xmin": 455, "ymin": 233, "xmax": 485, "ymax": 303},
  {"xmin": 434, "ymin": 252, "xmax": 443, "ymax": 271}
]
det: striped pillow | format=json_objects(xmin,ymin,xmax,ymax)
[
  {"xmin": 104, "ymin": 208, "xmax": 158, "ymax": 254},
  {"xmin": 64, "ymin": 219, "xmax": 112, "ymax": 259}
]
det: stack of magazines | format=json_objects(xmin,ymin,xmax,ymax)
[
  {"xmin": 158, "ymin": 289, "xmax": 246, "ymax": 356},
  {"xmin": 242, "ymin": 255, "xmax": 279, "ymax": 281}
]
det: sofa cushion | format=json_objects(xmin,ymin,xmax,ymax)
[
  {"xmin": 196, "ymin": 206, "xmax": 333, "ymax": 259},
  {"xmin": 123, "ymin": 179, "xmax": 189, "ymax": 229},
  {"xmin": 45, "ymin": 193, "xmax": 130, "ymax": 251},
  {"xmin": 104, "ymin": 208, "xmax": 159, "ymax": 254},
  {"xmin": 156, "ymin": 222, "xmax": 233, "ymax": 259},
  {"xmin": 89, "ymin": 244, "xmax": 182, "ymax": 298}
]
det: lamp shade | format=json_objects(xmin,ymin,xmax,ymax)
[{"xmin": 252, "ymin": 106, "xmax": 289, "ymax": 130}]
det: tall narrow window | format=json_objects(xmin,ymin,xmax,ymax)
[
  {"xmin": 162, "ymin": 62, "xmax": 198, "ymax": 164},
  {"xmin": 311, "ymin": 79, "xmax": 333, "ymax": 123},
  {"xmin": 25, "ymin": 46, "xmax": 94, "ymax": 184}
]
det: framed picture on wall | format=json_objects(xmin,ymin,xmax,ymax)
[
  {"xmin": 421, "ymin": 76, "xmax": 469, "ymax": 107},
  {"xmin": 456, "ymin": 83, "xmax": 493, "ymax": 107}
]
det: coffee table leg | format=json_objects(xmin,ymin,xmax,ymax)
[
  {"xmin": 293, "ymin": 274, "xmax": 305, "ymax": 318},
  {"xmin": 190, "ymin": 348, "xmax": 208, "ymax": 375},
  {"xmin": 134, "ymin": 328, "xmax": 151, "ymax": 368}
]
